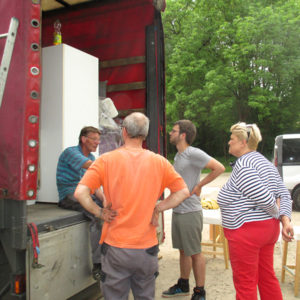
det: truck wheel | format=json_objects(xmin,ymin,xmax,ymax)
[{"xmin": 292, "ymin": 186, "xmax": 300, "ymax": 211}]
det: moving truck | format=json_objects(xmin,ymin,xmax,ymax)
[{"xmin": 0, "ymin": 0, "xmax": 166, "ymax": 299}]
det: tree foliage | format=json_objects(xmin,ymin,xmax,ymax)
[{"xmin": 163, "ymin": 0, "xmax": 300, "ymax": 157}]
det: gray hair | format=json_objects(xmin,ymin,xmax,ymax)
[
  {"xmin": 230, "ymin": 122, "xmax": 262, "ymax": 150},
  {"xmin": 123, "ymin": 112, "xmax": 149, "ymax": 140}
]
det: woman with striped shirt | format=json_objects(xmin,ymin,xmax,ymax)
[{"xmin": 217, "ymin": 122, "xmax": 294, "ymax": 300}]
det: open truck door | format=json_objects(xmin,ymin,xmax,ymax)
[
  {"xmin": 0, "ymin": 1, "xmax": 166, "ymax": 299},
  {"xmin": 0, "ymin": 2, "xmax": 41, "ymax": 298}
]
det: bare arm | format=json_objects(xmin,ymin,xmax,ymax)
[
  {"xmin": 281, "ymin": 215, "xmax": 294, "ymax": 242},
  {"xmin": 82, "ymin": 160, "xmax": 93, "ymax": 169},
  {"xmin": 151, "ymin": 188, "xmax": 189, "ymax": 226},
  {"xmin": 95, "ymin": 188, "xmax": 107, "ymax": 206},
  {"xmin": 191, "ymin": 158, "xmax": 225, "ymax": 196},
  {"xmin": 74, "ymin": 184, "xmax": 117, "ymax": 222}
]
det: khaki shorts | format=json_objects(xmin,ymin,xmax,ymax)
[{"xmin": 172, "ymin": 211, "xmax": 203, "ymax": 256}]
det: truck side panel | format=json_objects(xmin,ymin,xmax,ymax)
[
  {"xmin": 26, "ymin": 222, "xmax": 94, "ymax": 300},
  {"xmin": 0, "ymin": 0, "xmax": 41, "ymax": 201},
  {"xmin": 0, "ymin": 1, "xmax": 41, "ymax": 298}
]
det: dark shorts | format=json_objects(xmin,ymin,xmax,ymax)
[
  {"xmin": 172, "ymin": 210, "xmax": 203, "ymax": 256},
  {"xmin": 58, "ymin": 193, "xmax": 103, "ymax": 264},
  {"xmin": 58, "ymin": 193, "xmax": 103, "ymax": 216}
]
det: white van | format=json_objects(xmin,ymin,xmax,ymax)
[{"xmin": 273, "ymin": 134, "xmax": 300, "ymax": 210}]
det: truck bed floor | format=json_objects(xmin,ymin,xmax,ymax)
[{"xmin": 27, "ymin": 202, "xmax": 87, "ymax": 233}]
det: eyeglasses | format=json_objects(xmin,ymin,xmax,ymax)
[
  {"xmin": 170, "ymin": 129, "xmax": 180, "ymax": 133},
  {"xmin": 85, "ymin": 136, "xmax": 100, "ymax": 142}
]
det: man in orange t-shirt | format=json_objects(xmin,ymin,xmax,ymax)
[{"xmin": 75, "ymin": 112, "xmax": 189, "ymax": 300}]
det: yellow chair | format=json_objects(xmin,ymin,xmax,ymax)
[{"xmin": 281, "ymin": 226, "xmax": 300, "ymax": 296}]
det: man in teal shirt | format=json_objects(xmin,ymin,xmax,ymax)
[{"xmin": 56, "ymin": 126, "xmax": 104, "ymax": 281}]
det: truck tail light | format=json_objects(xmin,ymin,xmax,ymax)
[{"xmin": 14, "ymin": 274, "xmax": 26, "ymax": 294}]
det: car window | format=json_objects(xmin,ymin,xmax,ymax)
[{"xmin": 282, "ymin": 139, "xmax": 300, "ymax": 164}]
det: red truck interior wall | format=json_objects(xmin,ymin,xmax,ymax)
[{"xmin": 42, "ymin": 0, "xmax": 155, "ymax": 111}]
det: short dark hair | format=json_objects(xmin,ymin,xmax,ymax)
[
  {"xmin": 79, "ymin": 126, "xmax": 101, "ymax": 144},
  {"xmin": 174, "ymin": 120, "xmax": 196, "ymax": 145}
]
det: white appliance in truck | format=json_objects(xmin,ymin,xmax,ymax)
[{"xmin": 38, "ymin": 44, "xmax": 99, "ymax": 203}]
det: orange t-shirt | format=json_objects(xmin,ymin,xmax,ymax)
[{"xmin": 79, "ymin": 147, "xmax": 187, "ymax": 249}]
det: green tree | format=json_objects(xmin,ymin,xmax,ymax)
[{"xmin": 164, "ymin": 0, "xmax": 300, "ymax": 157}]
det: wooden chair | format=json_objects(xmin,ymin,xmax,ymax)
[{"xmin": 281, "ymin": 226, "xmax": 300, "ymax": 296}]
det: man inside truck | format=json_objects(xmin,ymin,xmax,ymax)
[
  {"xmin": 56, "ymin": 126, "xmax": 104, "ymax": 281},
  {"xmin": 74, "ymin": 112, "xmax": 190, "ymax": 300}
]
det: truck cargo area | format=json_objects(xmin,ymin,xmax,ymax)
[{"xmin": 27, "ymin": 203, "xmax": 86, "ymax": 232}]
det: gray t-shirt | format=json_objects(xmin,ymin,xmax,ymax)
[{"xmin": 173, "ymin": 146, "xmax": 211, "ymax": 214}]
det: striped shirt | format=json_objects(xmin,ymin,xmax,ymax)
[
  {"xmin": 217, "ymin": 151, "xmax": 292, "ymax": 229},
  {"xmin": 56, "ymin": 145, "xmax": 94, "ymax": 201}
]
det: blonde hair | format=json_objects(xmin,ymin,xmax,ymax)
[{"xmin": 230, "ymin": 122, "xmax": 262, "ymax": 150}]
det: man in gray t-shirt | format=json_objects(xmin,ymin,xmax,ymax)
[{"xmin": 162, "ymin": 120, "xmax": 225, "ymax": 300}]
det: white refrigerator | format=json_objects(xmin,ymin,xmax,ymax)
[{"xmin": 37, "ymin": 44, "xmax": 99, "ymax": 203}]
